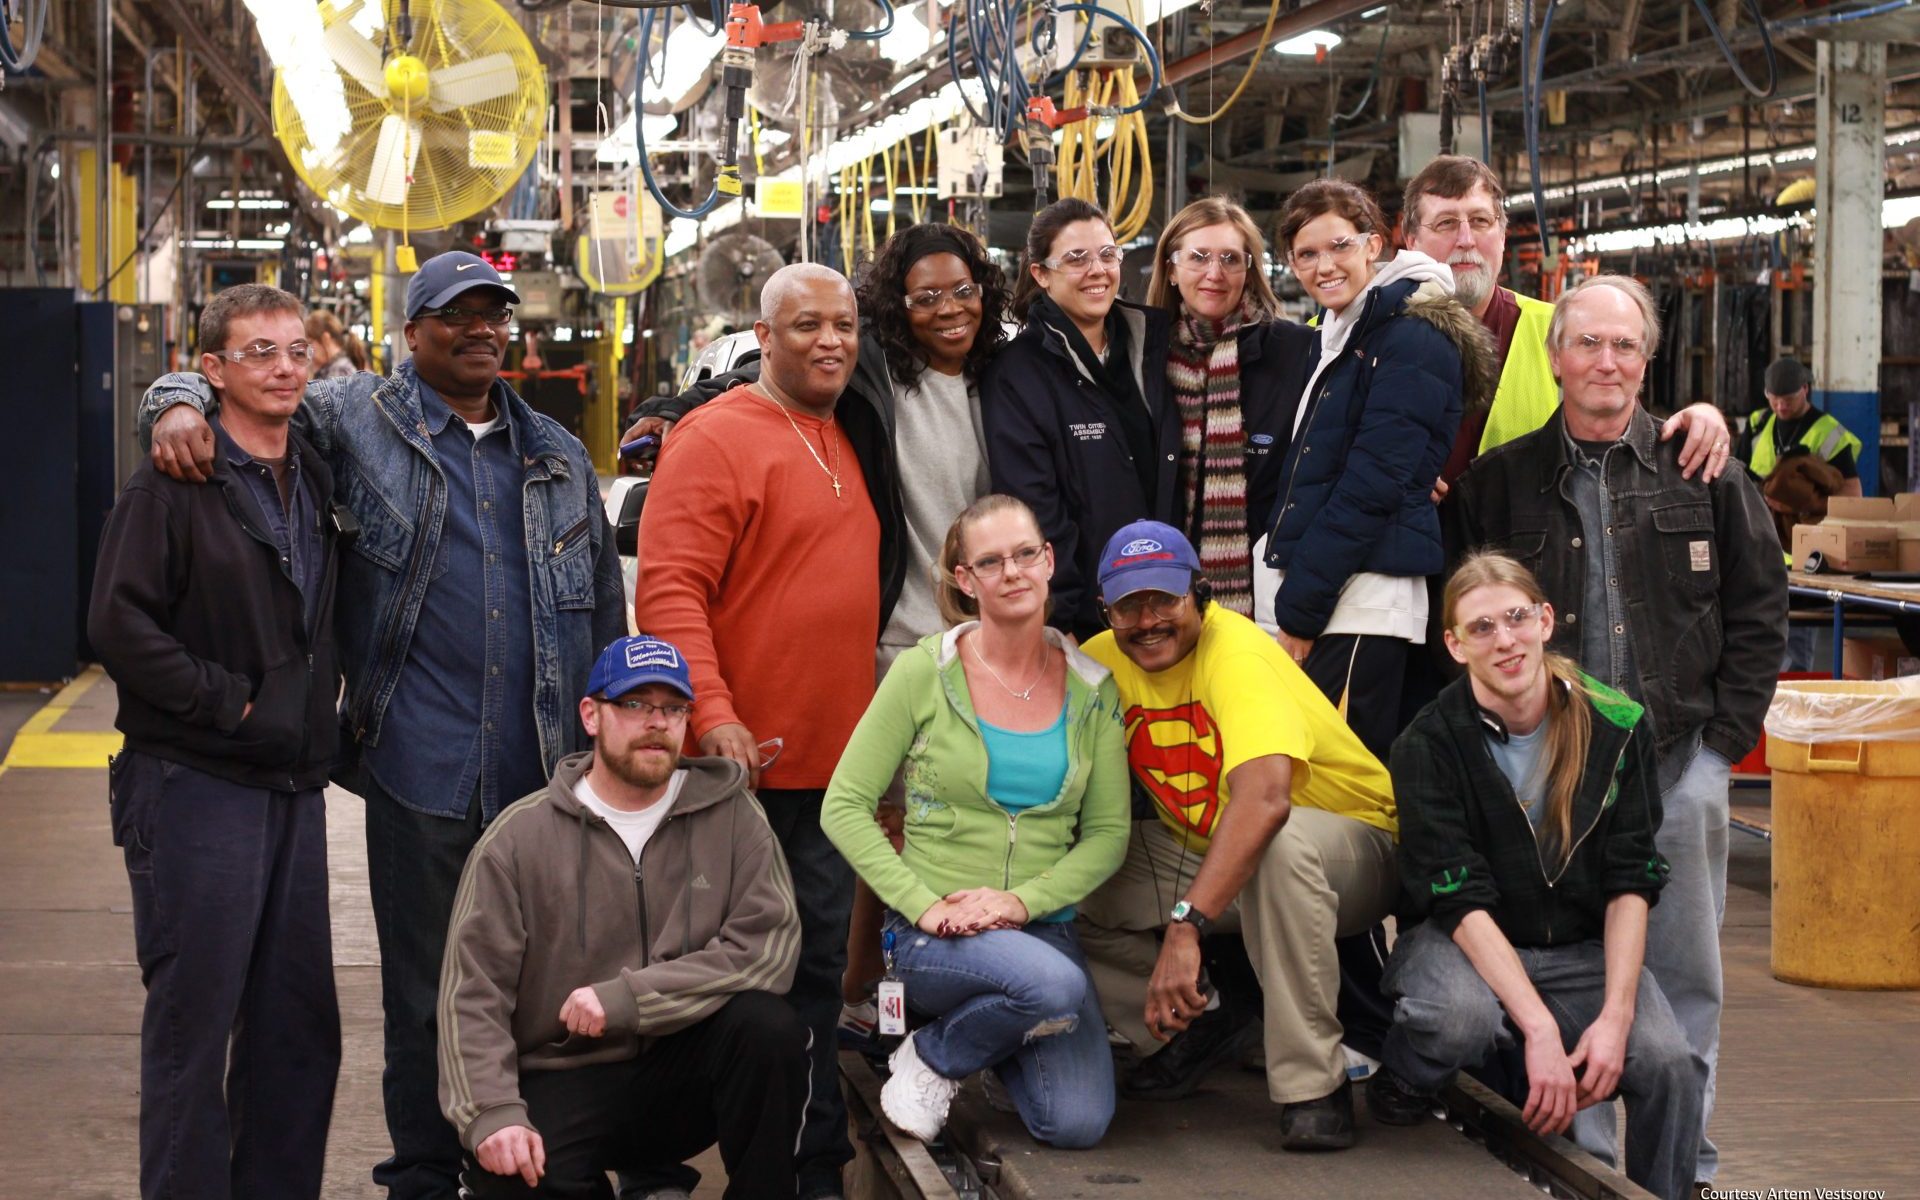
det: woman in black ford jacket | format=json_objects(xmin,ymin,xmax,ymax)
[
  {"xmin": 981, "ymin": 198, "xmax": 1178, "ymax": 642},
  {"xmin": 1265, "ymin": 179, "xmax": 1494, "ymax": 762},
  {"xmin": 1144, "ymin": 197, "xmax": 1316, "ymax": 621}
]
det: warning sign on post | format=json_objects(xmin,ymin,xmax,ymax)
[{"xmin": 755, "ymin": 179, "xmax": 805, "ymax": 218}]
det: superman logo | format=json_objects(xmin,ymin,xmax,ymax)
[{"xmin": 1122, "ymin": 701, "xmax": 1225, "ymax": 838}]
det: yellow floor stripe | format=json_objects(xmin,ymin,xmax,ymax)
[
  {"xmin": 3, "ymin": 732, "xmax": 123, "ymax": 769},
  {"xmin": 0, "ymin": 669, "xmax": 116, "ymax": 776}
]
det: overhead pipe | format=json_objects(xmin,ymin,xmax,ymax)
[{"xmin": 1160, "ymin": 0, "xmax": 1384, "ymax": 88}]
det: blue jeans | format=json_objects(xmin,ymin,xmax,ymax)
[
  {"xmin": 1380, "ymin": 923, "xmax": 1705, "ymax": 1200},
  {"xmin": 885, "ymin": 913, "xmax": 1114, "ymax": 1149},
  {"xmin": 1577, "ymin": 744, "xmax": 1730, "ymax": 1183}
]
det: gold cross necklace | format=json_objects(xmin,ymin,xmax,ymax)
[{"xmin": 751, "ymin": 385, "xmax": 844, "ymax": 499}]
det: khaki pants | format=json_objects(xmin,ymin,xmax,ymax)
[{"xmin": 1076, "ymin": 810, "xmax": 1398, "ymax": 1104}]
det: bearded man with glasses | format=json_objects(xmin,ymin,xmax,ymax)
[
  {"xmin": 1446, "ymin": 274, "xmax": 1783, "ymax": 1195},
  {"xmin": 136, "ymin": 250, "xmax": 627, "ymax": 1199},
  {"xmin": 1075, "ymin": 521, "xmax": 1400, "ymax": 1151},
  {"xmin": 439, "ymin": 633, "xmax": 808, "ymax": 1200}
]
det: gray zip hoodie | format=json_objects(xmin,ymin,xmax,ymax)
[{"xmin": 438, "ymin": 752, "xmax": 800, "ymax": 1151}]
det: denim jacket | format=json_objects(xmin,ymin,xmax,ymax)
[
  {"xmin": 1446, "ymin": 405, "xmax": 1786, "ymax": 766},
  {"xmin": 139, "ymin": 364, "xmax": 628, "ymax": 800}
]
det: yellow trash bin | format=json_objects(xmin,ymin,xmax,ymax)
[{"xmin": 1765, "ymin": 676, "xmax": 1920, "ymax": 989}]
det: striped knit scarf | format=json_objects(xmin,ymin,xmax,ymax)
[{"xmin": 1168, "ymin": 301, "xmax": 1255, "ymax": 616}]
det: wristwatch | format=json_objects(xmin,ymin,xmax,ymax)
[{"xmin": 1169, "ymin": 900, "xmax": 1212, "ymax": 937}]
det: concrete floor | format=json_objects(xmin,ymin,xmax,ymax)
[{"xmin": 2, "ymin": 672, "xmax": 1915, "ymax": 1199}]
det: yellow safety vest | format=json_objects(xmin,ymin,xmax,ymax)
[
  {"xmin": 1478, "ymin": 292, "xmax": 1560, "ymax": 452},
  {"xmin": 1746, "ymin": 408, "xmax": 1862, "ymax": 478}
]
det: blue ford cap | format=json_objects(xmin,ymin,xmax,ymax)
[
  {"xmin": 1097, "ymin": 520, "xmax": 1202, "ymax": 601},
  {"xmin": 586, "ymin": 634, "xmax": 695, "ymax": 701},
  {"xmin": 404, "ymin": 250, "xmax": 522, "ymax": 319}
]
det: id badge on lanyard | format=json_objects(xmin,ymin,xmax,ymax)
[{"xmin": 877, "ymin": 928, "xmax": 907, "ymax": 1037}]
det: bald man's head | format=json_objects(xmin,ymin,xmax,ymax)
[{"xmin": 754, "ymin": 264, "xmax": 858, "ymax": 414}]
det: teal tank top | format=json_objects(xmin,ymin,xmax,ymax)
[{"xmin": 980, "ymin": 702, "xmax": 1074, "ymax": 922}]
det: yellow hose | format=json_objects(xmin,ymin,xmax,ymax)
[
  {"xmin": 1056, "ymin": 67, "xmax": 1151, "ymax": 242},
  {"xmin": 1172, "ymin": 0, "xmax": 1285, "ymax": 125}
]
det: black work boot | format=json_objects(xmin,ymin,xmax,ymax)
[
  {"xmin": 1121, "ymin": 1004, "xmax": 1261, "ymax": 1101},
  {"xmin": 1278, "ymin": 1077, "xmax": 1356, "ymax": 1151},
  {"xmin": 1365, "ymin": 1065, "xmax": 1434, "ymax": 1126}
]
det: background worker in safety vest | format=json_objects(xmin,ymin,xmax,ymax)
[
  {"xmin": 1400, "ymin": 156, "xmax": 1734, "ymax": 492},
  {"xmin": 1739, "ymin": 356, "xmax": 1862, "ymax": 671},
  {"xmin": 1739, "ymin": 356, "xmax": 1863, "ymax": 499}
]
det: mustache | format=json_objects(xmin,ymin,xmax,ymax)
[{"xmin": 1448, "ymin": 250, "xmax": 1489, "ymax": 268}]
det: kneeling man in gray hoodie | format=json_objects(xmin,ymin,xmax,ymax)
[{"xmin": 439, "ymin": 633, "xmax": 808, "ymax": 1199}]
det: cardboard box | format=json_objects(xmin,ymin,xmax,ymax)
[
  {"xmin": 1793, "ymin": 520, "xmax": 1901, "ymax": 572},
  {"xmin": 1792, "ymin": 492, "xmax": 1920, "ymax": 572},
  {"xmin": 1842, "ymin": 636, "xmax": 1920, "ymax": 681}
]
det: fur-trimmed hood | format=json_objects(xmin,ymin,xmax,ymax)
[{"xmin": 1400, "ymin": 278, "xmax": 1500, "ymax": 417}]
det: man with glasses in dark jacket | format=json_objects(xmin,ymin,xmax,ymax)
[
  {"xmin": 91, "ymin": 284, "xmax": 344, "ymax": 1200},
  {"xmin": 138, "ymin": 252, "xmax": 628, "ymax": 1199}
]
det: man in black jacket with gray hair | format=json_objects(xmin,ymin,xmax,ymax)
[{"xmin": 89, "ymin": 283, "xmax": 343, "ymax": 1200}]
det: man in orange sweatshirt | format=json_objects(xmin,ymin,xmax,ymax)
[{"xmin": 633, "ymin": 262, "xmax": 879, "ymax": 1200}]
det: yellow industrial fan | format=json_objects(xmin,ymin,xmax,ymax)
[{"xmin": 271, "ymin": 0, "xmax": 546, "ymax": 247}]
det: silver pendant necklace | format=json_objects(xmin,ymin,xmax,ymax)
[{"xmin": 970, "ymin": 636, "xmax": 1045, "ymax": 701}]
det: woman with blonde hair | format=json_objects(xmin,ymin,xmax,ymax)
[
  {"xmin": 1145, "ymin": 197, "xmax": 1317, "ymax": 618},
  {"xmin": 1373, "ymin": 551, "xmax": 1701, "ymax": 1200},
  {"xmin": 822, "ymin": 493, "xmax": 1130, "ymax": 1149}
]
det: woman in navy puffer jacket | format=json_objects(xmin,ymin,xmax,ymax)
[{"xmin": 1262, "ymin": 179, "xmax": 1494, "ymax": 761}]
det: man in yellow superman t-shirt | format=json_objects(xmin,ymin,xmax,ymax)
[{"xmin": 1078, "ymin": 521, "xmax": 1399, "ymax": 1152}]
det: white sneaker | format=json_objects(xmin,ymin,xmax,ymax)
[{"xmin": 881, "ymin": 1031, "xmax": 961, "ymax": 1142}]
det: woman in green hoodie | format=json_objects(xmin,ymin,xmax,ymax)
[{"xmin": 822, "ymin": 494, "xmax": 1131, "ymax": 1149}]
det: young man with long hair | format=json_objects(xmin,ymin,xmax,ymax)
[{"xmin": 1369, "ymin": 552, "xmax": 1704, "ymax": 1200}]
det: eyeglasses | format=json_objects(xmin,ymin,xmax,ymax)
[
  {"xmin": 1290, "ymin": 236, "xmax": 1369, "ymax": 271},
  {"xmin": 904, "ymin": 282, "xmax": 982, "ymax": 310},
  {"xmin": 1168, "ymin": 248, "xmax": 1252, "ymax": 274},
  {"xmin": 216, "ymin": 341, "xmax": 314, "ymax": 368},
  {"xmin": 962, "ymin": 544, "xmax": 1047, "ymax": 578},
  {"xmin": 1454, "ymin": 604, "xmax": 1543, "ymax": 642},
  {"xmin": 1102, "ymin": 590, "xmax": 1189, "ymax": 630},
  {"xmin": 1565, "ymin": 334, "xmax": 1647, "ymax": 361},
  {"xmin": 1422, "ymin": 213, "xmax": 1503, "ymax": 238},
  {"xmin": 601, "ymin": 696, "xmax": 694, "ymax": 721},
  {"xmin": 758, "ymin": 737, "xmax": 784, "ymax": 769},
  {"xmin": 419, "ymin": 304, "xmax": 514, "ymax": 328},
  {"xmin": 1041, "ymin": 245, "xmax": 1124, "ymax": 273}
]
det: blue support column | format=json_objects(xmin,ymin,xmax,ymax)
[{"xmin": 1812, "ymin": 40, "xmax": 1887, "ymax": 495}]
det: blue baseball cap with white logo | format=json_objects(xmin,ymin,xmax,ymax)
[
  {"xmin": 404, "ymin": 250, "xmax": 522, "ymax": 319},
  {"xmin": 587, "ymin": 634, "xmax": 695, "ymax": 701},
  {"xmin": 1096, "ymin": 520, "xmax": 1202, "ymax": 601}
]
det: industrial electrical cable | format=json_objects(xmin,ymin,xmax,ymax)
[
  {"xmin": 93, "ymin": 124, "xmax": 214, "ymax": 298},
  {"xmin": 0, "ymin": 0, "xmax": 49, "ymax": 72},
  {"xmin": 1171, "ymin": 0, "xmax": 1283, "ymax": 125},
  {"xmin": 1325, "ymin": 16, "xmax": 1391, "ymax": 170},
  {"xmin": 1478, "ymin": 77, "xmax": 1490, "ymax": 165},
  {"xmin": 1772, "ymin": 0, "xmax": 1912, "ymax": 28},
  {"xmin": 1053, "ymin": 3, "xmax": 1160, "ymax": 113},
  {"xmin": 845, "ymin": 0, "xmax": 897, "ymax": 40},
  {"xmin": 1687, "ymin": 0, "xmax": 1776, "ymax": 97},
  {"xmin": 1522, "ymin": 0, "xmax": 1553, "ymax": 259},
  {"xmin": 633, "ymin": 5, "xmax": 725, "ymax": 218}
]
